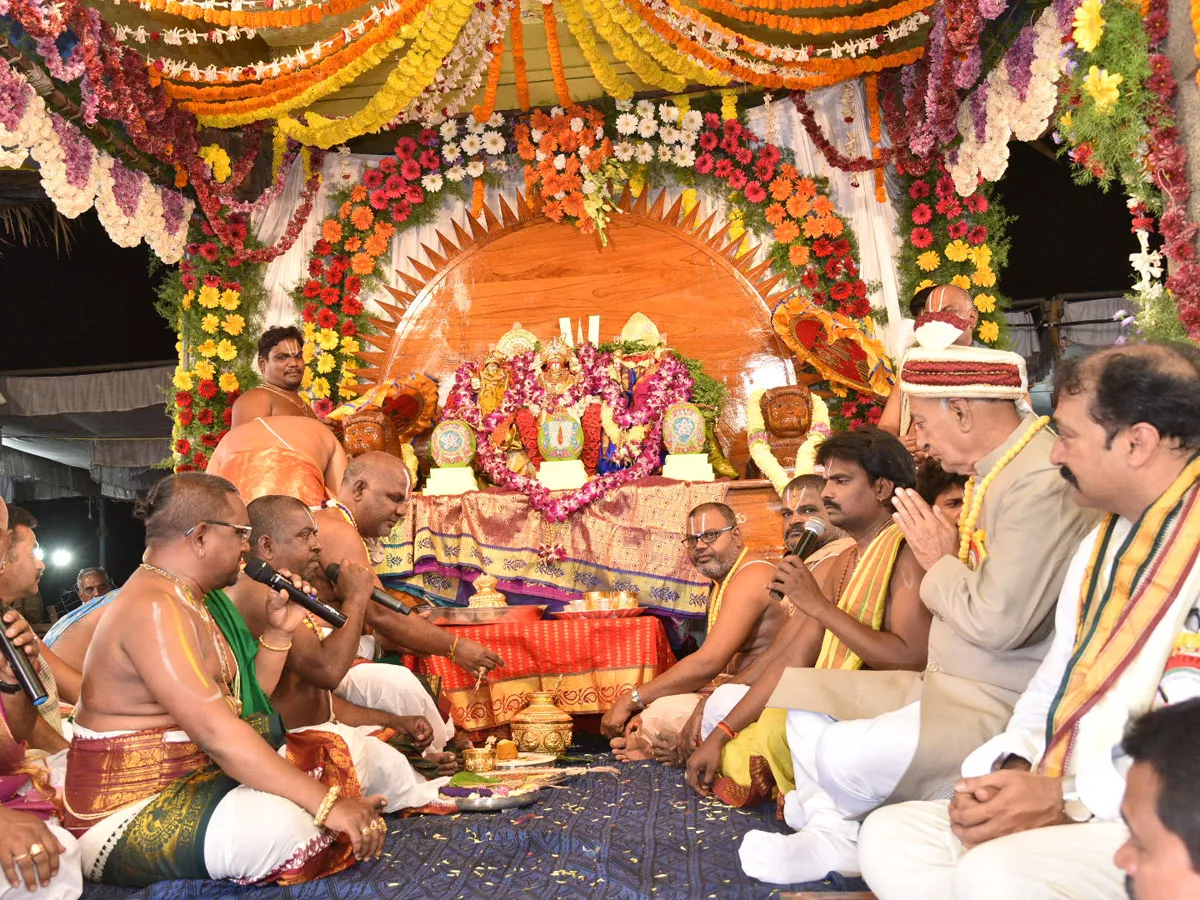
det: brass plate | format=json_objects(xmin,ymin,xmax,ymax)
[{"xmin": 417, "ymin": 605, "xmax": 548, "ymax": 626}]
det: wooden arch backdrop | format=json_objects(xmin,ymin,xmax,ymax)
[{"xmin": 353, "ymin": 188, "xmax": 802, "ymax": 473}]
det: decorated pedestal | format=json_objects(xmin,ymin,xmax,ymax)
[
  {"xmin": 536, "ymin": 413, "xmax": 588, "ymax": 491},
  {"xmin": 425, "ymin": 420, "xmax": 479, "ymax": 496},
  {"xmin": 661, "ymin": 402, "xmax": 714, "ymax": 482}
]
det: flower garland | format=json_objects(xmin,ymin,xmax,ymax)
[
  {"xmin": 1053, "ymin": 0, "xmax": 1198, "ymax": 339},
  {"xmin": 895, "ymin": 154, "xmax": 1012, "ymax": 345},
  {"xmin": 441, "ymin": 344, "xmax": 696, "ymax": 519},
  {"xmin": 158, "ymin": 215, "xmax": 268, "ymax": 471},
  {"xmin": 0, "ymin": 57, "xmax": 192, "ymax": 262},
  {"xmin": 112, "ymin": 23, "xmax": 257, "ymax": 46},
  {"xmin": 746, "ymin": 389, "xmax": 831, "ymax": 494}
]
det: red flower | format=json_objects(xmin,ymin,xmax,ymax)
[
  {"xmin": 405, "ymin": 184, "xmax": 425, "ymax": 205},
  {"xmin": 801, "ymin": 268, "xmax": 820, "ymax": 289},
  {"xmin": 379, "ymin": 157, "xmax": 398, "ymax": 174},
  {"xmin": 911, "ymin": 227, "xmax": 934, "ymax": 248},
  {"xmin": 301, "ymin": 302, "xmax": 317, "ymax": 323},
  {"xmin": 754, "ymin": 160, "xmax": 776, "ymax": 183},
  {"xmin": 199, "ymin": 243, "xmax": 219, "ymax": 262},
  {"xmin": 714, "ymin": 159, "xmax": 734, "ymax": 178},
  {"xmin": 192, "ymin": 450, "xmax": 208, "ymax": 468},
  {"xmin": 341, "ymin": 319, "xmax": 358, "ymax": 337},
  {"xmin": 321, "ymin": 287, "xmax": 341, "ymax": 307},
  {"xmin": 307, "ymin": 258, "xmax": 325, "ymax": 277},
  {"xmin": 391, "ymin": 200, "xmax": 412, "ymax": 222},
  {"xmin": 201, "ymin": 433, "xmax": 219, "ymax": 448},
  {"xmin": 699, "ymin": 132, "xmax": 718, "ymax": 151},
  {"xmin": 400, "ymin": 159, "xmax": 421, "ymax": 180},
  {"xmin": 744, "ymin": 181, "xmax": 767, "ymax": 203},
  {"xmin": 303, "ymin": 279, "xmax": 322, "ymax": 298},
  {"xmin": 911, "ymin": 204, "xmax": 932, "ymax": 225},
  {"xmin": 703, "ymin": 112, "xmax": 721, "ymax": 129},
  {"xmin": 204, "ymin": 274, "xmax": 220, "ymax": 288},
  {"xmin": 813, "ymin": 237, "xmax": 834, "ymax": 258},
  {"xmin": 418, "ymin": 150, "xmax": 440, "ymax": 171},
  {"xmin": 200, "ymin": 221, "xmax": 215, "ymax": 237},
  {"xmin": 418, "ymin": 128, "xmax": 438, "ymax": 147},
  {"xmin": 369, "ymin": 189, "xmax": 389, "ymax": 210},
  {"xmin": 727, "ymin": 170, "xmax": 747, "ymax": 190},
  {"xmin": 694, "ymin": 153, "xmax": 715, "ymax": 174},
  {"xmin": 175, "ymin": 391, "xmax": 193, "ymax": 408},
  {"xmin": 947, "ymin": 220, "xmax": 969, "ymax": 240},
  {"xmin": 227, "ymin": 223, "xmax": 248, "ymax": 243},
  {"xmin": 734, "ymin": 146, "xmax": 753, "ymax": 166},
  {"xmin": 824, "ymin": 258, "xmax": 843, "ymax": 279},
  {"xmin": 182, "ymin": 274, "xmax": 198, "ymax": 291},
  {"xmin": 197, "ymin": 379, "xmax": 219, "ymax": 400},
  {"xmin": 178, "ymin": 408, "xmax": 194, "ymax": 426},
  {"xmin": 968, "ymin": 225, "xmax": 989, "ymax": 246},
  {"xmin": 964, "ymin": 193, "xmax": 989, "ymax": 214},
  {"xmin": 758, "ymin": 144, "xmax": 781, "ymax": 166},
  {"xmin": 314, "ymin": 239, "xmax": 333, "ymax": 257},
  {"xmin": 935, "ymin": 197, "xmax": 962, "ymax": 218},
  {"xmin": 326, "ymin": 267, "xmax": 344, "ymax": 286},
  {"xmin": 833, "ymin": 239, "xmax": 851, "ymax": 257},
  {"xmin": 363, "ymin": 169, "xmax": 384, "ymax": 189},
  {"xmin": 344, "ymin": 275, "xmax": 362, "ymax": 297},
  {"xmin": 222, "ymin": 408, "xmax": 233, "ymax": 426},
  {"xmin": 317, "ymin": 309, "xmax": 338, "ymax": 329},
  {"xmin": 395, "ymin": 136, "xmax": 418, "ymax": 158},
  {"xmin": 908, "ymin": 180, "xmax": 930, "ymax": 199},
  {"xmin": 723, "ymin": 119, "xmax": 743, "ymax": 139},
  {"xmin": 384, "ymin": 174, "xmax": 405, "ymax": 197},
  {"xmin": 935, "ymin": 176, "xmax": 956, "ymax": 198},
  {"xmin": 831, "ymin": 281, "xmax": 852, "ymax": 301},
  {"xmin": 175, "ymin": 438, "xmax": 192, "ymax": 456},
  {"xmin": 197, "ymin": 407, "xmax": 215, "ymax": 426},
  {"xmin": 341, "ymin": 297, "xmax": 363, "ymax": 316}
]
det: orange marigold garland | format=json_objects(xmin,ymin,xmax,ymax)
[
  {"xmin": 541, "ymin": 0, "xmax": 573, "ymax": 106},
  {"xmin": 865, "ymin": 74, "xmax": 887, "ymax": 203},
  {"xmin": 471, "ymin": 37, "xmax": 505, "ymax": 122},
  {"xmin": 511, "ymin": 0, "xmax": 531, "ymax": 110},
  {"xmin": 686, "ymin": 0, "xmax": 934, "ymax": 36}
]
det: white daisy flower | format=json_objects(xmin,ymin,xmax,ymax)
[
  {"xmin": 482, "ymin": 131, "xmax": 506, "ymax": 154},
  {"xmin": 467, "ymin": 118, "xmax": 486, "ymax": 135},
  {"xmin": 439, "ymin": 120, "xmax": 458, "ymax": 140},
  {"xmin": 488, "ymin": 112, "xmax": 504, "ymax": 127},
  {"xmin": 535, "ymin": 149, "xmax": 546, "ymax": 162},
  {"xmin": 673, "ymin": 147, "xmax": 696, "ymax": 167},
  {"xmin": 657, "ymin": 144, "xmax": 673, "ymax": 161},
  {"xmin": 636, "ymin": 99, "xmax": 655, "ymax": 118},
  {"xmin": 659, "ymin": 104, "xmax": 680, "ymax": 124},
  {"xmin": 490, "ymin": 159, "xmax": 509, "ymax": 173},
  {"xmin": 637, "ymin": 117, "xmax": 658, "ymax": 138},
  {"xmin": 616, "ymin": 113, "xmax": 639, "ymax": 135},
  {"xmin": 595, "ymin": 126, "xmax": 604, "ymax": 140},
  {"xmin": 659, "ymin": 126, "xmax": 680, "ymax": 145},
  {"xmin": 442, "ymin": 142, "xmax": 461, "ymax": 162},
  {"xmin": 461, "ymin": 134, "xmax": 484, "ymax": 155},
  {"xmin": 634, "ymin": 143, "xmax": 655, "ymax": 163},
  {"xmin": 614, "ymin": 141, "xmax": 636, "ymax": 161},
  {"xmin": 422, "ymin": 173, "xmax": 444, "ymax": 191},
  {"xmin": 615, "ymin": 99, "xmax": 633, "ymax": 111},
  {"xmin": 681, "ymin": 110, "xmax": 703, "ymax": 132},
  {"xmin": 466, "ymin": 160, "xmax": 485, "ymax": 177},
  {"xmin": 446, "ymin": 165, "xmax": 467, "ymax": 182}
]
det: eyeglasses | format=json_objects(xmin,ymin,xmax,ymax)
[
  {"xmin": 680, "ymin": 525, "xmax": 734, "ymax": 548},
  {"xmin": 184, "ymin": 520, "xmax": 253, "ymax": 540}
]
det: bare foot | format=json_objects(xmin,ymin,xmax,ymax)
[{"xmin": 610, "ymin": 735, "xmax": 652, "ymax": 762}]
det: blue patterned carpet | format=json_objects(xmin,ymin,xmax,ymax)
[{"xmin": 81, "ymin": 756, "xmax": 865, "ymax": 900}]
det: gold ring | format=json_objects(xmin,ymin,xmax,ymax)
[
  {"xmin": 28, "ymin": 843, "xmax": 44, "ymax": 857},
  {"xmin": 360, "ymin": 826, "xmax": 371, "ymax": 837},
  {"xmin": 11, "ymin": 853, "xmax": 29, "ymax": 862},
  {"xmin": 372, "ymin": 818, "xmax": 386, "ymax": 832}
]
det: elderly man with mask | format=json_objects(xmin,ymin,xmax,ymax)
[{"xmin": 735, "ymin": 315, "xmax": 1094, "ymax": 886}]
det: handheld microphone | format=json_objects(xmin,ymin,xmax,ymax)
[
  {"xmin": 324, "ymin": 563, "xmax": 411, "ymax": 615},
  {"xmin": 769, "ymin": 518, "xmax": 827, "ymax": 602},
  {"xmin": 244, "ymin": 558, "xmax": 347, "ymax": 628},
  {"xmin": 0, "ymin": 618, "xmax": 48, "ymax": 707}
]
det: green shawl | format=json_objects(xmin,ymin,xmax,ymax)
[{"xmin": 205, "ymin": 589, "xmax": 275, "ymax": 718}]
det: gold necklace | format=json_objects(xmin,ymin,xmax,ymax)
[
  {"xmin": 957, "ymin": 416, "xmax": 1051, "ymax": 566},
  {"xmin": 138, "ymin": 563, "xmax": 241, "ymax": 712},
  {"xmin": 261, "ymin": 383, "xmax": 316, "ymax": 418}
]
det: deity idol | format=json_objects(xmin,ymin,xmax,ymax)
[{"xmin": 759, "ymin": 385, "xmax": 814, "ymax": 469}]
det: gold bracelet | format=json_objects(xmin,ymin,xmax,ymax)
[
  {"xmin": 312, "ymin": 785, "xmax": 341, "ymax": 828},
  {"xmin": 447, "ymin": 634, "xmax": 460, "ymax": 663},
  {"xmin": 258, "ymin": 635, "xmax": 293, "ymax": 653}
]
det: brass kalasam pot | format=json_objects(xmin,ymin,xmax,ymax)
[
  {"xmin": 509, "ymin": 691, "xmax": 574, "ymax": 754},
  {"xmin": 462, "ymin": 747, "xmax": 498, "ymax": 772}
]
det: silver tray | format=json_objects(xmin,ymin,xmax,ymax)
[
  {"xmin": 453, "ymin": 790, "xmax": 542, "ymax": 812},
  {"xmin": 418, "ymin": 605, "xmax": 547, "ymax": 626}
]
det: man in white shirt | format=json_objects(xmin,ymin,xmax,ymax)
[{"xmin": 858, "ymin": 341, "xmax": 1200, "ymax": 900}]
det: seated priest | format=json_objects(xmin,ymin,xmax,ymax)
[
  {"xmin": 858, "ymin": 342, "xmax": 1200, "ymax": 900},
  {"xmin": 312, "ymin": 453, "xmax": 504, "ymax": 708},
  {"xmin": 207, "ymin": 415, "xmax": 346, "ymax": 508},
  {"xmin": 780, "ymin": 474, "xmax": 855, "ymax": 582},
  {"xmin": 230, "ymin": 327, "xmax": 321, "ymax": 427},
  {"xmin": 685, "ymin": 429, "xmax": 926, "ymax": 803},
  {"xmin": 2, "ymin": 607, "xmax": 82, "ymax": 900},
  {"xmin": 64, "ymin": 473, "xmax": 389, "ymax": 887},
  {"xmin": 601, "ymin": 502, "xmax": 786, "ymax": 761},
  {"xmin": 229, "ymin": 494, "xmax": 456, "ymax": 777}
]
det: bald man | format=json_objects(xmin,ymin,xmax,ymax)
[{"xmin": 208, "ymin": 416, "xmax": 347, "ymax": 507}]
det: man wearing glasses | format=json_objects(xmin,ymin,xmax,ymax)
[{"xmin": 603, "ymin": 502, "xmax": 784, "ymax": 762}]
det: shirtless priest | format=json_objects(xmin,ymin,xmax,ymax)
[
  {"xmin": 230, "ymin": 326, "xmax": 321, "ymax": 427},
  {"xmin": 208, "ymin": 415, "xmax": 346, "ymax": 509},
  {"xmin": 602, "ymin": 502, "xmax": 785, "ymax": 761},
  {"xmin": 64, "ymin": 473, "xmax": 386, "ymax": 887}
]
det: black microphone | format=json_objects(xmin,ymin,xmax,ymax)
[
  {"xmin": 244, "ymin": 558, "xmax": 347, "ymax": 628},
  {"xmin": 0, "ymin": 618, "xmax": 49, "ymax": 707},
  {"xmin": 324, "ymin": 563, "xmax": 411, "ymax": 615},
  {"xmin": 769, "ymin": 518, "xmax": 827, "ymax": 602}
]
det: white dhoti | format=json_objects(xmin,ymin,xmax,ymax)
[
  {"xmin": 0, "ymin": 824, "xmax": 82, "ymax": 900},
  {"xmin": 858, "ymin": 800, "xmax": 1128, "ymax": 900},
  {"xmin": 699, "ymin": 684, "xmax": 751, "ymax": 741},
  {"xmin": 337, "ymin": 662, "xmax": 454, "ymax": 753},
  {"xmin": 739, "ymin": 702, "xmax": 922, "ymax": 885},
  {"xmin": 287, "ymin": 721, "xmax": 447, "ymax": 813}
]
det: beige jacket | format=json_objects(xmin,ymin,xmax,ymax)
[{"xmin": 768, "ymin": 416, "xmax": 1098, "ymax": 805}]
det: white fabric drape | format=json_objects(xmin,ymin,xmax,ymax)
[{"xmin": 253, "ymin": 82, "xmax": 903, "ymax": 356}]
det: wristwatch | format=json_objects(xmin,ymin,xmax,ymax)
[{"xmin": 1061, "ymin": 775, "xmax": 1094, "ymax": 823}]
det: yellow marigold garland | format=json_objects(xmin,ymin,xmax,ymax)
[
  {"xmin": 560, "ymin": 0, "xmax": 635, "ymax": 99},
  {"xmin": 575, "ymin": 0, "xmax": 686, "ymax": 91}
]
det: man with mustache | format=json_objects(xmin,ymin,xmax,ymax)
[
  {"xmin": 312, "ymin": 453, "xmax": 503, "ymax": 719},
  {"xmin": 685, "ymin": 429, "xmax": 926, "ymax": 814},
  {"xmin": 603, "ymin": 502, "xmax": 784, "ymax": 761},
  {"xmin": 858, "ymin": 342, "xmax": 1200, "ymax": 900},
  {"xmin": 779, "ymin": 474, "xmax": 855, "ymax": 582},
  {"xmin": 231, "ymin": 327, "xmax": 321, "ymax": 427},
  {"xmin": 731, "ymin": 318, "xmax": 1093, "ymax": 886}
]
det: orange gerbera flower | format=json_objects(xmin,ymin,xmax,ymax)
[
  {"xmin": 803, "ymin": 216, "xmax": 826, "ymax": 239},
  {"xmin": 779, "ymin": 163, "xmax": 799, "ymax": 181},
  {"xmin": 364, "ymin": 232, "xmax": 389, "ymax": 256},
  {"xmin": 350, "ymin": 205, "xmax": 374, "ymax": 231},
  {"xmin": 812, "ymin": 195, "xmax": 835, "ymax": 216},
  {"xmin": 351, "ymin": 252, "xmax": 376, "ymax": 275},
  {"xmin": 373, "ymin": 221, "xmax": 396, "ymax": 240},
  {"xmin": 774, "ymin": 220, "xmax": 800, "ymax": 244},
  {"xmin": 344, "ymin": 237, "xmax": 362, "ymax": 252},
  {"xmin": 786, "ymin": 195, "xmax": 811, "ymax": 218},
  {"xmin": 561, "ymin": 193, "xmax": 586, "ymax": 218},
  {"xmin": 795, "ymin": 178, "xmax": 817, "ymax": 200},
  {"xmin": 544, "ymin": 200, "xmax": 564, "ymax": 222},
  {"xmin": 769, "ymin": 176, "xmax": 794, "ymax": 201},
  {"xmin": 788, "ymin": 243, "xmax": 811, "ymax": 266},
  {"xmin": 823, "ymin": 216, "xmax": 845, "ymax": 237},
  {"xmin": 765, "ymin": 203, "xmax": 787, "ymax": 226},
  {"xmin": 321, "ymin": 219, "xmax": 343, "ymax": 243},
  {"xmin": 350, "ymin": 185, "xmax": 368, "ymax": 203},
  {"xmin": 338, "ymin": 201, "xmax": 352, "ymax": 220}
]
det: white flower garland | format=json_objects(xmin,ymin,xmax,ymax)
[
  {"xmin": 949, "ymin": 7, "xmax": 1066, "ymax": 195},
  {"xmin": 746, "ymin": 389, "xmax": 831, "ymax": 495}
]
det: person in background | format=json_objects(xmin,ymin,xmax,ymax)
[
  {"xmin": 914, "ymin": 461, "xmax": 968, "ymax": 525},
  {"xmin": 230, "ymin": 327, "xmax": 320, "ymax": 427},
  {"xmin": 1117, "ymin": 699, "xmax": 1200, "ymax": 900},
  {"xmin": 74, "ymin": 569, "xmax": 114, "ymax": 606}
]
